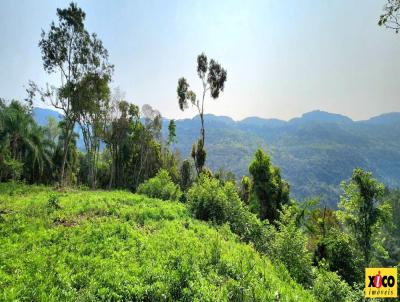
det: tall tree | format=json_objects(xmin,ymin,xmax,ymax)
[
  {"xmin": 36, "ymin": 2, "xmax": 113, "ymax": 186},
  {"xmin": 180, "ymin": 159, "xmax": 193, "ymax": 191},
  {"xmin": 142, "ymin": 104, "xmax": 162, "ymax": 142},
  {"xmin": 240, "ymin": 175, "xmax": 252, "ymax": 204},
  {"xmin": 162, "ymin": 119, "xmax": 179, "ymax": 183},
  {"xmin": 44, "ymin": 117, "xmax": 61, "ymax": 143},
  {"xmin": 102, "ymin": 98, "xmax": 163, "ymax": 190},
  {"xmin": 127, "ymin": 105, "xmax": 163, "ymax": 188},
  {"xmin": 53, "ymin": 120, "xmax": 79, "ymax": 186},
  {"xmin": 167, "ymin": 119, "xmax": 176, "ymax": 147},
  {"xmin": 73, "ymin": 73, "xmax": 111, "ymax": 188},
  {"xmin": 177, "ymin": 53, "xmax": 227, "ymax": 174},
  {"xmin": 103, "ymin": 95, "xmax": 140, "ymax": 189},
  {"xmin": 337, "ymin": 168, "xmax": 391, "ymax": 266},
  {"xmin": 381, "ymin": 189, "xmax": 400, "ymax": 265},
  {"xmin": 248, "ymin": 148, "xmax": 289, "ymax": 223}
]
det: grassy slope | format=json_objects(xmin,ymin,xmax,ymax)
[{"xmin": 0, "ymin": 183, "xmax": 314, "ymax": 301}]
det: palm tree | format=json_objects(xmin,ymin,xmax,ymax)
[
  {"xmin": 0, "ymin": 100, "xmax": 55, "ymax": 182},
  {"xmin": 24, "ymin": 124, "xmax": 54, "ymax": 182}
]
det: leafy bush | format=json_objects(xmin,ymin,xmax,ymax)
[
  {"xmin": 312, "ymin": 266, "xmax": 360, "ymax": 302},
  {"xmin": 137, "ymin": 169, "xmax": 182, "ymax": 201},
  {"xmin": 187, "ymin": 174, "xmax": 234, "ymax": 223},
  {"xmin": 316, "ymin": 229, "xmax": 363, "ymax": 285},
  {"xmin": 270, "ymin": 205, "xmax": 313, "ymax": 286},
  {"xmin": 47, "ymin": 194, "xmax": 61, "ymax": 210},
  {"xmin": 187, "ymin": 174, "xmax": 271, "ymax": 253},
  {"xmin": 0, "ymin": 156, "xmax": 23, "ymax": 181}
]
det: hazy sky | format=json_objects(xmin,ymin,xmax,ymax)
[{"xmin": 0, "ymin": 0, "xmax": 399, "ymax": 121}]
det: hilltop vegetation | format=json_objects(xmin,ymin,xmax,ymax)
[{"xmin": 0, "ymin": 183, "xmax": 314, "ymax": 301}]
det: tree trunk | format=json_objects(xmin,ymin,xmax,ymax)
[
  {"xmin": 60, "ymin": 127, "xmax": 73, "ymax": 187},
  {"xmin": 108, "ymin": 147, "xmax": 114, "ymax": 189},
  {"xmin": 200, "ymin": 113, "xmax": 205, "ymax": 146}
]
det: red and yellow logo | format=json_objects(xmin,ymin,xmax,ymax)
[{"xmin": 365, "ymin": 268, "xmax": 397, "ymax": 298}]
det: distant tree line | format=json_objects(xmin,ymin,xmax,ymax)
[{"xmin": 1, "ymin": 3, "xmax": 179, "ymax": 191}]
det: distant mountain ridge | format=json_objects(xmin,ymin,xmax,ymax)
[
  {"xmin": 166, "ymin": 110, "xmax": 400, "ymax": 207},
  {"xmin": 33, "ymin": 107, "xmax": 400, "ymax": 207},
  {"xmin": 288, "ymin": 110, "xmax": 353, "ymax": 124},
  {"xmin": 33, "ymin": 107, "xmax": 62, "ymax": 125}
]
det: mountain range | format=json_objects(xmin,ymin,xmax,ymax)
[{"xmin": 33, "ymin": 107, "xmax": 400, "ymax": 207}]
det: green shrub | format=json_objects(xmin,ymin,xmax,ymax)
[
  {"xmin": 187, "ymin": 174, "xmax": 232, "ymax": 224},
  {"xmin": 312, "ymin": 266, "xmax": 360, "ymax": 302},
  {"xmin": 222, "ymin": 183, "xmax": 271, "ymax": 252},
  {"xmin": 187, "ymin": 174, "xmax": 271, "ymax": 253},
  {"xmin": 270, "ymin": 205, "xmax": 313, "ymax": 286},
  {"xmin": 0, "ymin": 156, "xmax": 23, "ymax": 181},
  {"xmin": 137, "ymin": 169, "xmax": 182, "ymax": 201},
  {"xmin": 47, "ymin": 194, "xmax": 61, "ymax": 210},
  {"xmin": 316, "ymin": 229, "xmax": 363, "ymax": 285}
]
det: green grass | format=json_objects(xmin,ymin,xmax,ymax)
[{"xmin": 0, "ymin": 183, "xmax": 314, "ymax": 301}]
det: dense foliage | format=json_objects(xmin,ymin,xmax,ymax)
[
  {"xmin": 337, "ymin": 168, "xmax": 391, "ymax": 266},
  {"xmin": 312, "ymin": 267, "xmax": 360, "ymax": 302},
  {"xmin": 167, "ymin": 112, "xmax": 400, "ymax": 207},
  {"xmin": 0, "ymin": 183, "xmax": 314, "ymax": 301},
  {"xmin": 269, "ymin": 206, "xmax": 313, "ymax": 286},
  {"xmin": 0, "ymin": 98, "xmax": 170, "ymax": 190},
  {"xmin": 137, "ymin": 169, "xmax": 182, "ymax": 201},
  {"xmin": 0, "ymin": 101, "xmax": 53, "ymax": 183},
  {"xmin": 187, "ymin": 174, "xmax": 265, "ymax": 247},
  {"xmin": 248, "ymin": 148, "xmax": 289, "ymax": 223}
]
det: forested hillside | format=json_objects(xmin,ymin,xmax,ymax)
[
  {"xmin": 167, "ymin": 111, "xmax": 400, "ymax": 207},
  {"xmin": 34, "ymin": 107, "xmax": 400, "ymax": 207}
]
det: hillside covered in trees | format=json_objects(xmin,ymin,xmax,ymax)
[
  {"xmin": 34, "ymin": 107, "xmax": 400, "ymax": 207},
  {"xmin": 1, "ymin": 1, "xmax": 400, "ymax": 301},
  {"xmin": 166, "ymin": 110, "xmax": 400, "ymax": 207}
]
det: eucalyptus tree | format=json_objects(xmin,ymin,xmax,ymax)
[
  {"xmin": 162, "ymin": 119, "xmax": 179, "ymax": 183},
  {"xmin": 73, "ymin": 73, "xmax": 111, "ymax": 188},
  {"xmin": 142, "ymin": 104, "xmax": 162, "ymax": 142},
  {"xmin": 36, "ymin": 2, "xmax": 113, "ymax": 186},
  {"xmin": 127, "ymin": 104, "xmax": 163, "ymax": 188},
  {"xmin": 53, "ymin": 120, "xmax": 79, "ymax": 186},
  {"xmin": 379, "ymin": 0, "xmax": 400, "ymax": 33},
  {"xmin": 102, "ymin": 93, "xmax": 140, "ymax": 189},
  {"xmin": 177, "ymin": 53, "xmax": 227, "ymax": 174}
]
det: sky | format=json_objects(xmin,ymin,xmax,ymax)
[{"xmin": 0, "ymin": 0, "xmax": 399, "ymax": 121}]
